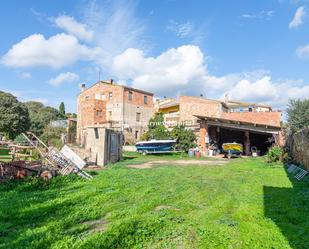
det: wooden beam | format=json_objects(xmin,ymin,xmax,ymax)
[{"xmin": 204, "ymin": 120, "xmax": 280, "ymax": 134}]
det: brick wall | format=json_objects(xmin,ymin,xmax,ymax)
[
  {"xmin": 77, "ymin": 81, "xmax": 154, "ymax": 144},
  {"xmin": 220, "ymin": 112, "xmax": 282, "ymax": 127},
  {"xmin": 179, "ymin": 96, "xmax": 223, "ymax": 126}
]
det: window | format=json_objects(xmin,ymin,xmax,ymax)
[
  {"xmin": 109, "ymin": 92, "xmax": 113, "ymax": 100},
  {"xmin": 101, "ymin": 94, "xmax": 106, "ymax": 100},
  {"xmin": 95, "ymin": 93, "xmax": 101, "ymax": 100},
  {"xmin": 135, "ymin": 130, "xmax": 139, "ymax": 139},
  {"xmin": 144, "ymin": 95, "xmax": 148, "ymax": 104},
  {"xmin": 136, "ymin": 112, "xmax": 141, "ymax": 122},
  {"xmin": 128, "ymin": 91, "xmax": 133, "ymax": 101},
  {"xmin": 108, "ymin": 111, "xmax": 112, "ymax": 120},
  {"xmin": 96, "ymin": 110, "xmax": 102, "ymax": 116},
  {"xmin": 94, "ymin": 128, "xmax": 99, "ymax": 139},
  {"xmin": 85, "ymin": 95, "xmax": 89, "ymax": 100}
]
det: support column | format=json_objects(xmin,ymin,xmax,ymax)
[
  {"xmin": 200, "ymin": 121, "xmax": 208, "ymax": 156},
  {"xmin": 244, "ymin": 130, "xmax": 250, "ymax": 155}
]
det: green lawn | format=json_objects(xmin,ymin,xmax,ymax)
[
  {"xmin": 0, "ymin": 153, "xmax": 308, "ymax": 249},
  {"xmin": 0, "ymin": 147, "xmax": 11, "ymax": 162}
]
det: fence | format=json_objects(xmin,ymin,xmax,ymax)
[{"xmin": 286, "ymin": 128, "xmax": 309, "ymax": 170}]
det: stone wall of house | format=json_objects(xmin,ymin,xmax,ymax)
[{"xmin": 286, "ymin": 128, "xmax": 309, "ymax": 170}]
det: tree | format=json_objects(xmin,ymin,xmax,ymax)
[
  {"xmin": 287, "ymin": 99, "xmax": 309, "ymax": 132},
  {"xmin": 0, "ymin": 91, "xmax": 30, "ymax": 139},
  {"xmin": 141, "ymin": 112, "xmax": 170, "ymax": 140},
  {"xmin": 59, "ymin": 102, "xmax": 65, "ymax": 118},
  {"xmin": 24, "ymin": 101, "xmax": 61, "ymax": 136},
  {"xmin": 41, "ymin": 124, "xmax": 66, "ymax": 149},
  {"xmin": 171, "ymin": 125, "xmax": 196, "ymax": 152}
]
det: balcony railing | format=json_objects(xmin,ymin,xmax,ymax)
[{"xmin": 164, "ymin": 112, "xmax": 180, "ymax": 118}]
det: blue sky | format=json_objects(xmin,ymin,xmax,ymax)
[{"xmin": 0, "ymin": 0, "xmax": 308, "ymax": 112}]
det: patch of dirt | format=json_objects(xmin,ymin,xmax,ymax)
[
  {"xmin": 128, "ymin": 159, "xmax": 227, "ymax": 169},
  {"xmin": 85, "ymin": 165, "xmax": 107, "ymax": 171},
  {"xmin": 154, "ymin": 205, "xmax": 180, "ymax": 211},
  {"xmin": 81, "ymin": 218, "xmax": 108, "ymax": 233}
]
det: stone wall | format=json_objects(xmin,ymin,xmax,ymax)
[{"xmin": 286, "ymin": 128, "xmax": 309, "ymax": 170}]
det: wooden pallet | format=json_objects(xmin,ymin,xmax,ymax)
[{"xmin": 22, "ymin": 132, "xmax": 92, "ymax": 180}]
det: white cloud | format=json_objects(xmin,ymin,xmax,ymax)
[
  {"xmin": 54, "ymin": 15, "xmax": 94, "ymax": 41},
  {"xmin": 111, "ymin": 45, "xmax": 308, "ymax": 110},
  {"xmin": 1, "ymin": 33, "xmax": 102, "ymax": 69},
  {"xmin": 48, "ymin": 72, "xmax": 79, "ymax": 86},
  {"xmin": 227, "ymin": 76, "xmax": 309, "ymax": 108},
  {"xmin": 112, "ymin": 45, "xmax": 208, "ymax": 96},
  {"xmin": 1, "ymin": 1, "xmax": 144, "ymax": 71},
  {"xmin": 83, "ymin": 0, "xmax": 146, "ymax": 66},
  {"xmin": 166, "ymin": 20, "xmax": 206, "ymax": 44},
  {"xmin": 167, "ymin": 20, "xmax": 194, "ymax": 38},
  {"xmin": 296, "ymin": 44, "xmax": 309, "ymax": 58},
  {"xmin": 19, "ymin": 72, "xmax": 32, "ymax": 79},
  {"xmin": 289, "ymin": 6, "xmax": 306, "ymax": 28},
  {"xmin": 241, "ymin": 10, "xmax": 274, "ymax": 20}
]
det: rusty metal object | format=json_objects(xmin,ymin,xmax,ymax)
[{"xmin": 0, "ymin": 160, "xmax": 54, "ymax": 182}]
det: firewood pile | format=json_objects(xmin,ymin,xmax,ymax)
[
  {"xmin": 0, "ymin": 132, "xmax": 92, "ymax": 183},
  {"xmin": 0, "ymin": 160, "xmax": 56, "ymax": 182}
]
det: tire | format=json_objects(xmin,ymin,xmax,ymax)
[{"xmin": 142, "ymin": 151, "xmax": 147, "ymax": 156}]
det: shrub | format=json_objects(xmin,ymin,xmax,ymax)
[
  {"xmin": 41, "ymin": 125, "xmax": 66, "ymax": 149},
  {"xmin": 287, "ymin": 98, "xmax": 309, "ymax": 132},
  {"xmin": 267, "ymin": 146, "xmax": 284, "ymax": 163},
  {"xmin": 171, "ymin": 125, "xmax": 196, "ymax": 152},
  {"xmin": 141, "ymin": 112, "xmax": 170, "ymax": 140}
]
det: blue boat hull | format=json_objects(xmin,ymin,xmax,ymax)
[{"xmin": 136, "ymin": 142, "xmax": 175, "ymax": 153}]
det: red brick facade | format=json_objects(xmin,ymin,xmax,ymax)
[
  {"xmin": 220, "ymin": 112, "xmax": 281, "ymax": 127},
  {"xmin": 77, "ymin": 81, "xmax": 154, "ymax": 144}
]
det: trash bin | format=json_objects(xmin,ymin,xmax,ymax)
[
  {"xmin": 195, "ymin": 151, "xmax": 201, "ymax": 158},
  {"xmin": 188, "ymin": 149, "xmax": 194, "ymax": 158},
  {"xmin": 208, "ymin": 149, "xmax": 213, "ymax": 157}
]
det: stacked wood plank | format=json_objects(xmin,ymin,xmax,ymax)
[{"xmin": 22, "ymin": 132, "xmax": 92, "ymax": 180}]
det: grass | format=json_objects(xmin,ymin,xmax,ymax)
[
  {"xmin": 0, "ymin": 153, "xmax": 308, "ymax": 248},
  {"xmin": 0, "ymin": 147, "xmax": 11, "ymax": 162}
]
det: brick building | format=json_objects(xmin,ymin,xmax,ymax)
[
  {"xmin": 197, "ymin": 112, "xmax": 282, "ymax": 156},
  {"xmin": 156, "ymin": 95, "xmax": 228, "ymax": 129},
  {"xmin": 155, "ymin": 95, "xmax": 282, "ymax": 155},
  {"xmin": 77, "ymin": 80, "xmax": 154, "ymax": 145}
]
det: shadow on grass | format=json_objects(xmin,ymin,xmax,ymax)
[
  {"xmin": 264, "ymin": 167, "xmax": 309, "ymax": 249},
  {"xmin": 122, "ymin": 155, "xmax": 138, "ymax": 160},
  {"xmin": 0, "ymin": 176, "xmax": 97, "ymax": 248}
]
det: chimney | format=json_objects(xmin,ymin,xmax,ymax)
[
  {"xmin": 81, "ymin": 83, "xmax": 86, "ymax": 92},
  {"xmin": 110, "ymin": 79, "xmax": 114, "ymax": 84}
]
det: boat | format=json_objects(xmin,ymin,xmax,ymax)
[
  {"xmin": 135, "ymin": 140, "xmax": 177, "ymax": 154},
  {"xmin": 222, "ymin": 142, "xmax": 243, "ymax": 159}
]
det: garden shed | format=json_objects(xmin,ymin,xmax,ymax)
[{"xmin": 82, "ymin": 127, "xmax": 123, "ymax": 166}]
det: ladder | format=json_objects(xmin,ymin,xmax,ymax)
[{"xmin": 22, "ymin": 132, "xmax": 92, "ymax": 180}]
